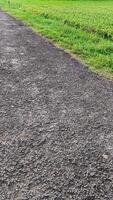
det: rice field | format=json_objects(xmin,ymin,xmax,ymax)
[{"xmin": 0, "ymin": 0, "xmax": 113, "ymax": 78}]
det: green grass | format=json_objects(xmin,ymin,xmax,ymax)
[{"xmin": 0, "ymin": 0, "xmax": 113, "ymax": 78}]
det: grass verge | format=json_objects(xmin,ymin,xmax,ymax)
[{"xmin": 0, "ymin": 0, "xmax": 113, "ymax": 78}]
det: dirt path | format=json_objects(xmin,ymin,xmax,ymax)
[{"xmin": 0, "ymin": 11, "xmax": 113, "ymax": 200}]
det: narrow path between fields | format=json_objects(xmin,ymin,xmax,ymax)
[{"xmin": 0, "ymin": 11, "xmax": 113, "ymax": 200}]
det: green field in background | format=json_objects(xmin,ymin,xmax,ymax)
[{"xmin": 0, "ymin": 0, "xmax": 113, "ymax": 78}]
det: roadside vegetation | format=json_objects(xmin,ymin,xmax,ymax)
[{"xmin": 0, "ymin": 0, "xmax": 113, "ymax": 78}]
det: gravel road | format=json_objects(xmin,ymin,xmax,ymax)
[{"xmin": 0, "ymin": 11, "xmax": 113, "ymax": 200}]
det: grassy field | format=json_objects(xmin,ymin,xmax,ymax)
[{"xmin": 0, "ymin": 0, "xmax": 113, "ymax": 78}]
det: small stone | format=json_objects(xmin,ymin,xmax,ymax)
[{"xmin": 102, "ymin": 154, "xmax": 108, "ymax": 159}]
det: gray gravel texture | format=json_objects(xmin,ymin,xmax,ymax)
[{"xmin": 0, "ymin": 11, "xmax": 113, "ymax": 200}]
